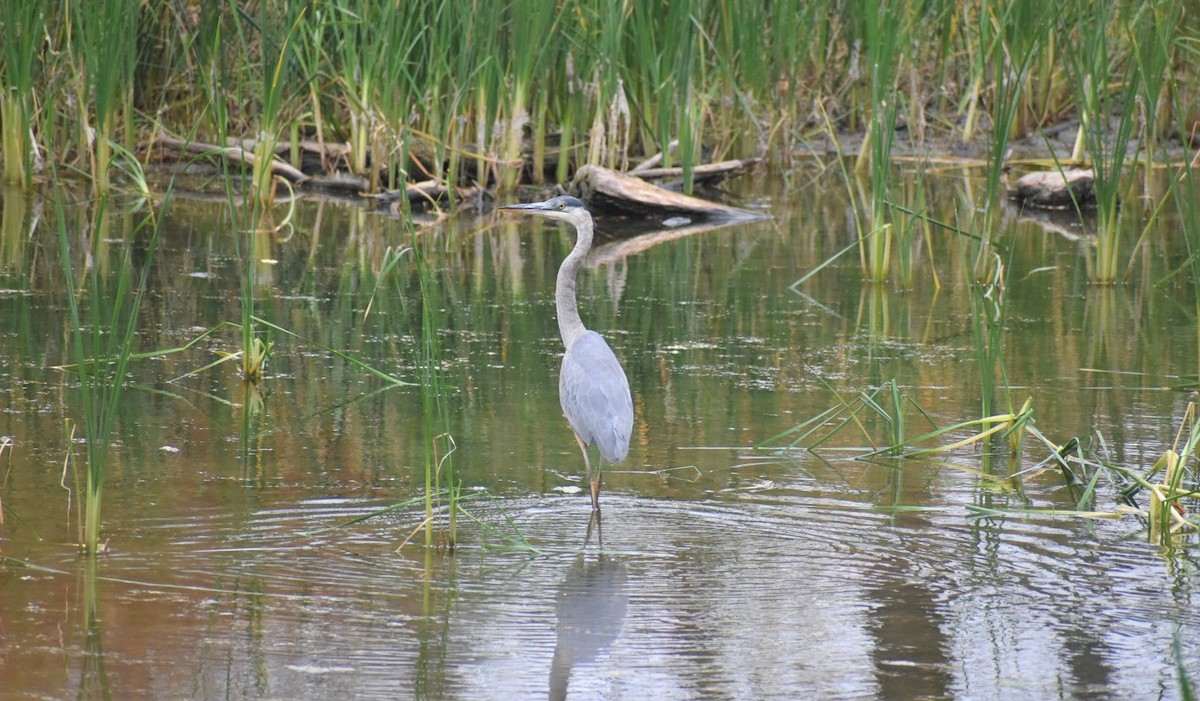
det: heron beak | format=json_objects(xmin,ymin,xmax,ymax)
[{"xmin": 498, "ymin": 201, "xmax": 554, "ymax": 212}]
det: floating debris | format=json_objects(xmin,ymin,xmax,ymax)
[{"xmin": 1008, "ymin": 168, "xmax": 1095, "ymax": 210}]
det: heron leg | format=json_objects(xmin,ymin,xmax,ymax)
[
  {"xmin": 574, "ymin": 434, "xmax": 602, "ymax": 511},
  {"xmin": 589, "ymin": 471, "xmax": 602, "ymax": 512}
]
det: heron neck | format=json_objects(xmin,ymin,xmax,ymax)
[{"xmin": 556, "ymin": 216, "xmax": 593, "ymax": 349}]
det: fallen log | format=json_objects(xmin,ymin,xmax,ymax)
[
  {"xmin": 369, "ymin": 180, "xmax": 465, "ymax": 211},
  {"xmin": 571, "ymin": 164, "xmax": 766, "ymax": 221},
  {"xmin": 222, "ymin": 137, "xmax": 352, "ymax": 162},
  {"xmin": 629, "ymin": 140, "xmax": 679, "ymax": 173},
  {"xmin": 303, "ymin": 174, "xmax": 370, "ymax": 195},
  {"xmin": 153, "ymin": 135, "xmax": 309, "ymax": 183},
  {"xmin": 629, "ymin": 158, "xmax": 761, "ymax": 183}
]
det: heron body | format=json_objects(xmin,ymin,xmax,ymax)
[
  {"xmin": 560, "ymin": 331, "xmax": 631, "ymax": 465},
  {"xmin": 499, "ymin": 196, "xmax": 634, "ymax": 510}
]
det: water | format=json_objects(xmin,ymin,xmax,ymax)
[{"xmin": 1, "ymin": 170, "xmax": 1199, "ymax": 699}]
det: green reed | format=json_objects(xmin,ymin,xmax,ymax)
[
  {"xmin": 251, "ymin": 6, "xmax": 301, "ymax": 208},
  {"xmin": 8, "ymin": 0, "xmax": 1195, "ymax": 240},
  {"xmin": 974, "ymin": 0, "xmax": 1051, "ymax": 280},
  {"xmin": 1092, "ymin": 403, "xmax": 1200, "ymax": 544},
  {"xmin": 55, "ymin": 187, "xmax": 168, "ymax": 554},
  {"xmin": 623, "ymin": 0, "xmax": 698, "ymax": 178},
  {"xmin": 74, "ymin": 0, "xmax": 138, "ymax": 197},
  {"xmin": 855, "ymin": 0, "xmax": 902, "ymax": 283},
  {"xmin": 1175, "ymin": 120, "xmax": 1200, "ymax": 385},
  {"xmin": 1059, "ymin": 0, "xmax": 1141, "ymax": 285},
  {"xmin": 0, "ymin": 1, "xmax": 44, "ymax": 189},
  {"xmin": 382, "ymin": 241, "xmax": 460, "ymax": 550},
  {"xmin": 329, "ymin": 2, "xmax": 375, "ymax": 179},
  {"xmin": 322, "ymin": 1, "xmax": 423, "ymax": 190},
  {"xmin": 953, "ymin": 0, "xmax": 1043, "ymax": 436},
  {"xmin": 197, "ymin": 7, "xmax": 276, "ymax": 384},
  {"xmin": 499, "ymin": 0, "xmax": 558, "ymax": 191},
  {"xmin": 959, "ymin": 1, "xmax": 1060, "ymax": 145},
  {"xmin": 429, "ymin": 5, "xmax": 485, "ymax": 192},
  {"xmin": 1131, "ymin": 1, "xmax": 1181, "ymax": 216},
  {"xmin": 967, "ymin": 258, "xmax": 1010, "ymax": 424},
  {"xmin": 420, "ymin": 254, "xmax": 459, "ymax": 550}
]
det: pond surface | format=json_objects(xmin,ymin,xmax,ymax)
[{"xmin": 1, "ymin": 168, "xmax": 1199, "ymax": 700}]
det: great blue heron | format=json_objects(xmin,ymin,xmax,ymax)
[{"xmin": 499, "ymin": 196, "xmax": 634, "ymax": 511}]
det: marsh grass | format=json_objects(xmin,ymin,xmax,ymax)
[
  {"xmin": 760, "ymin": 380, "xmax": 1200, "ymax": 545},
  {"xmin": 413, "ymin": 240, "xmax": 460, "ymax": 549},
  {"xmin": 0, "ymin": 435, "xmax": 10, "ymax": 527},
  {"xmin": 856, "ymin": 0, "xmax": 902, "ymax": 283},
  {"xmin": 756, "ymin": 379, "xmax": 922, "ymax": 455},
  {"xmin": 967, "ymin": 259, "xmax": 1010, "ymax": 424},
  {"xmin": 1059, "ymin": 0, "xmax": 1142, "ymax": 284},
  {"xmin": 1131, "ymin": 1, "xmax": 1181, "ymax": 206},
  {"xmin": 499, "ymin": 0, "xmax": 558, "ymax": 191},
  {"xmin": 757, "ymin": 376, "xmax": 1039, "ymax": 462},
  {"xmin": 1118, "ymin": 403, "xmax": 1200, "ymax": 542},
  {"xmin": 0, "ymin": 1, "xmax": 43, "ymax": 189},
  {"xmin": 962, "ymin": 411, "xmax": 1200, "ymax": 543},
  {"xmin": 75, "ymin": 0, "xmax": 138, "ymax": 197},
  {"xmin": 249, "ymin": 7, "xmax": 305, "ymax": 208},
  {"xmin": 377, "ymin": 242, "xmax": 464, "ymax": 551},
  {"xmin": 9, "ymin": 0, "xmax": 1196, "ymax": 241},
  {"xmin": 199, "ymin": 15, "xmax": 277, "ymax": 385},
  {"xmin": 54, "ymin": 185, "xmax": 168, "ymax": 554}
]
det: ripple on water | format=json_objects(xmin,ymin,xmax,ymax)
[{"xmin": 5, "ymin": 484, "xmax": 1197, "ymax": 700}]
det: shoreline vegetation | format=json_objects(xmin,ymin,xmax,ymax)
[{"xmin": 1, "ymin": 1, "xmax": 1197, "ymax": 202}]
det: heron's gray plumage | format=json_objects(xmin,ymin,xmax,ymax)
[
  {"xmin": 499, "ymin": 195, "xmax": 634, "ymax": 510},
  {"xmin": 560, "ymin": 331, "xmax": 633, "ymax": 464}
]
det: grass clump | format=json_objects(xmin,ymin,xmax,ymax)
[
  {"xmin": 0, "ymin": 1, "xmax": 45, "ymax": 189},
  {"xmin": 55, "ymin": 187, "xmax": 169, "ymax": 554}
]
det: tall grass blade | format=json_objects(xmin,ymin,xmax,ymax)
[
  {"xmin": 53, "ymin": 177, "xmax": 170, "ymax": 554},
  {"xmin": 1059, "ymin": 0, "xmax": 1141, "ymax": 284},
  {"xmin": 75, "ymin": 0, "xmax": 138, "ymax": 196},
  {"xmin": 0, "ymin": 1, "xmax": 45, "ymax": 189}
]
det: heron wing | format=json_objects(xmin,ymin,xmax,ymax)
[{"xmin": 559, "ymin": 331, "xmax": 633, "ymax": 464}]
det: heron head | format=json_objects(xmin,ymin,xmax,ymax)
[{"xmin": 499, "ymin": 195, "xmax": 590, "ymax": 224}]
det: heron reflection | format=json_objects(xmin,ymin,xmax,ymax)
[{"xmin": 549, "ymin": 544, "xmax": 628, "ymax": 700}]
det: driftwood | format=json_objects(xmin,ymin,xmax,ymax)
[
  {"xmin": 571, "ymin": 164, "xmax": 765, "ymax": 221},
  {"xmin": 369, "ymin": 180, "xmax": 466, "ymax": 212},
  {"xmin": 154, "ymin": 135, "xmax": 309, "ymax": 183},
  {"xmin": 1008, "ymin": 168, "xmax": 1095, "ymax": 209},
  {"xmin": 222, "ymin": 137, "xmax": 352, "ymax": 162},
  {"xmin": 304, "ymin": 174, "xmax": 371, "ymax": 195},
  {"xmin": 629, "ymin": 158, "xmax": 761, "ymax": 183},
  {"xmin": 629, "ymin": 140, "xmax": 679, "ymax": 173}
]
